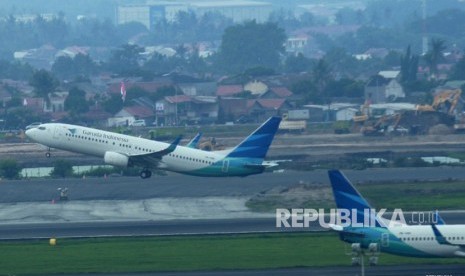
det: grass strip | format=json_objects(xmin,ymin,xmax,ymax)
[
  {"xmin": 0, "ymin": 232, "xmax": 465, "ymax": 275},
  {"xmin": 246, "ymin": 180, "xmax": 465, "ymax": 212}
]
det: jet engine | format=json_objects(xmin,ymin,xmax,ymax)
[{"xmin": 104, "ymin": 151, "xmax": 129, "ymax": 167}]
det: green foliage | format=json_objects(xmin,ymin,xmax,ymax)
[
  {"xmin": 5, "ymin": 107, "xmax": 43, "ymax": 129},
  {"xmin": 400, "ymin": 45, "xmax": 419, "ymax": 84},
  {"xmin": 107, "ymin": 44, "xmax": 144, "ymax": 75},
  {"xmin": 325, "ymin": 78, "xmax": 364, "ymax": 98},
  {"xmin": 103, "ymin": 93, "xmax": 124, "ymax": 114},
  {"xmin": 64, "ymin": 87, "xmax": 89, "ymax": 114},
  {"xmin": 218, "ymin": 21, "xmax": 286, "ymax": 73},
  {"xmin": 29, "ymin": 69, "xmax": 59, "ymax": 103},
  {"xmin": 52, "ymin": 54, "xmax": 97, "ymax": 80},
  {"xmin": 0, "ymin": 159, "xmax": 21, "ymax": 179},
  {"xmin": 50, "ymin": 159, "xmax": 74, "ymax": 178},
  {"xmin": 424, "ymin": 38, "xmax": 447, "ymax": 77},
  {"xmin": 284, "ymin": 53, "xmax": 311, "ymax": 73},
  {"xmin": 450, "ymin": 55, "xmax": 465, "ymax": 80}
]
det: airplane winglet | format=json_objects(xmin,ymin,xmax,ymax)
[
  {"xmin": 168, "ymin": 135, "xmax": 182, "ymax": 151},
  {"xmin": 434, "ymin": 210, "xmax": 446, "ymax": 225},
  {"xmin": 153, "ymin": 135, "xmax": 182, "ymax": 156},
  {"xmin": 431, "ymin": 224, "xmax": 452, "ymax": 245}
]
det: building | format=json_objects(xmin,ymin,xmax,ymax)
[
  {"xmin": 365, "ymin": 71, "xmax": 405, "ymax": 104},
  {"xmin": 116, "ymin": 1, "xmax": 272, "ymax": 30},
  {"xmin": 190, "ymin": 1, "xmax": 272, "ymax": 23}
]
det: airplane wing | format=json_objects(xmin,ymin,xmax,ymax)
[
  {"xmin": 127, "ymin": 136, "xmax": 182, "ymax": 168},
  {"xmin": 244, "ymin": 160, "xmax": 292, "ymax": 169},
  {"xmin": 431, "ymin": 224, "xmax": 465, "ymax": 246},
  {"xmin": 431, "ymin": 224, "xmax": 465, "ymax": 257}
]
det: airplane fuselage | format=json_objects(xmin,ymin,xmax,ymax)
[
  {"xmin": 341, "ymin": 224, "xmax": 465, "ymax": 258},
  {"xmin": 27, "ymin": 123, "xmax": 265, "ymax": 177}
]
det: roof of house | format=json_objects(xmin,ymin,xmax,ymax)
[
  {"xmin": 379, "ymin": 71, "xmax": 400, "ymax": 79},
  {"xmin": 366, "ymin": 75, "xmax": 390, "ymax": 87},
  {"xmin": 269, "ymin": 87, "xmax": 293, "ymax": 98},
  {"xmin": 216, "ymin": 85, "xmax": 243, "ymax": 96},
  {"xmin": 247, "ymin": 99, "xmax": 288, "ymax": 110},
  {"xmin": 165, "ymin": 95, "xmax": 192, "ymax": 104},
  {"xmin": 108, "ymin": 81, "xmax": 171, "ymax": 94}
]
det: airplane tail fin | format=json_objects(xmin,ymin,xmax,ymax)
[
  {"xmin": 186, "ymin": 133, "xmax": 202, "ymax": 148},
  {"xmin": 328, "ymin": 170, "xmax": 386, "ymax": 228},
  {"xmin": 226, "ymin": 116, "xmax": 281, "ymax": 160}
]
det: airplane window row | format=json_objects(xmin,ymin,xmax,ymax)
[
  {"xmin": 168, "ymin": 153, "xmax": 214, "ymax": 165},
  {"xmin": 134, "ymin": 146, "xmax": 151, "ymax": 152},
  {"xmin": 401, "ymin": 236, "xmax": 465, "ymax": 241},
  {"xmin": 66, "ymin": 133, "xmax": 109, "ymax": 144}
]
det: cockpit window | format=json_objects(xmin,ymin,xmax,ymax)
[{"xmin": 38, "ymin": 126, "xmax": 46, "ymax": 130}]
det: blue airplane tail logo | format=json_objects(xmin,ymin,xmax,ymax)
[
  {"xmin": 328, "ymin": 170, "xmax": 386, "ymax": 228},
  {"xmin": 227, "ymin": 116, "xmax": 281, "ymax": 159}
]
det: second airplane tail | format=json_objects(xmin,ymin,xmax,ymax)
[
  {"xmin": 328, "ymin": 170, "xmax": 386, "ymax": 228},
  {"xmin": 226, "ymin": 116, "xmax": 282, "ymax": 160}
]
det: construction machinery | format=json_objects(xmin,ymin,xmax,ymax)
[
  {"xmin": 356, "ymin": 89, "xmax": 462, "ymax": 136},
  {"xmin": 416, "ymin": 89, "xmax": 461, "ymax": 115}
]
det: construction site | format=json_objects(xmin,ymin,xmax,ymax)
[{"xmin": 353, "ymin": 89, "xmax": 464, "ymax": 136}]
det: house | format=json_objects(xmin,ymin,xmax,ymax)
[
  {"xmin": 247, "ymin": 99, "xmax": 291, "ymax": 122},
  {"xmin": 218, "ymin": 97, "xmax": 248, "ymax": 121},
  {"xmin": 107, "ymin": 81, "xmax": 172, "ymax": 95},
  {"xmin": 108, "ymin": 106, "xmax": 154, "ymax": 127},
  {"xmin": 365, "ymin": 71, "xmax": 405, "ymax": 104},
  {"xmin": 260, "ymin": 86, "xmax": 293, "ymax": 99},
  {"xmin": 244, "ymin": 80, "xmax": 268, "ymax": 96},
  {"xmin": 23, "ymin": 97, "xmax": 46, "ymax": 113},
  {"xmin": 216, "ymin": 84, "xmax": 243, "ymax": 97},
  {"xmin": 178, "ymin": 82, "xmax": 217, "ymax": 96},
  {"xmin": 155, "ymin": 95, "xmax": 218, "ymax": 126}
]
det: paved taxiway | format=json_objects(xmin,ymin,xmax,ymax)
[
  {"xmin": 64, "ymin": 264, "xmax": 465, "ymax": 276},
  {"xmin": 3, "ymin": 167, "xmax": 465, "ymax": 203}
]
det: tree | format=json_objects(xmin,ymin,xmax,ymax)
[
  {"xmin": 284, "ymin": 53, "xmax": 311, "ymax": 73},
  {"xmin": 64, "ymin": 87, "xmax": 89, "ymax": 114},
  {"xmin": 400, "ymin": 45, "xmax": 419, "ymax": 83},
  {"xmin": 217, "ymin": 21, "xmax": 286, "ymax": 73},
  {"xmin": 0, "ymin": 159, "xmax": 21, "ymax": 179},
  {"xmin": 450, "ymin": 55, "xmax": 465, "ymax": 80},
  {"xmin": 424, "ymin": 38, "xmax": 446, "ymax": 78},
  {"xmin": 312, "ymin": 59, "xmax": 332, "ymax": 99},
  {"xmin": 29, "ymin": 69, "xmax": 59, "ymax": 105},
  {"xmin": 106, "ymin": 44, "xmax": 144, "ymax": 75},
  {"xmin": 103, "ymin": 93, "xmax": 124, "ymax": 114},
  {"xmin": 50, "ymin": 159, "xmax": 74, "ymax": 178}
]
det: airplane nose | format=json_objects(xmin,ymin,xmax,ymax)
[{"xmin": 25, "ymin": 128, "xmax": 35, "ymax": 138}]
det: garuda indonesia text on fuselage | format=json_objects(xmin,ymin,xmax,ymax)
[
  {"xmin": 328, "ymin": 170, "xmax": 465, "ymax": 258},
  {"xmin": 25, "ymin": 117, "xmax": 282, "ymax": 179}
]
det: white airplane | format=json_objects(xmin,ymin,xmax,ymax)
[
  {"xmin": 328, "ymin": 170, "xmax": 465, "ymax": 258},
  {"xmin": 25, "ymin": 117, "xmax": 282, "ymax": 179}
]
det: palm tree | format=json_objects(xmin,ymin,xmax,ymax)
[{"xmin": 424, "ymin": 38, "xmax": 446, "ymax": 78}]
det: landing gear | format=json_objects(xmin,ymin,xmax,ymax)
[
  {"xmin": 140, "ymin": 169, "xmax": 152, "ymax": 179},
  {"xmin": 45, "ymin": 152, "xmax": 51, "ymax": 158}
]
